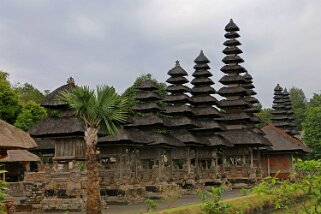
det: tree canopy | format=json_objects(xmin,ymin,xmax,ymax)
[
  {"xmin": 289, "ymin": 87, "xmax": 307, "ymax": 130},
  {"xmin": 14, "ymin": 101, "xmax": 47, "ymax": 131},
  {"xmin": 0, "ymin": 71, "xmax": 47, "ymax": 130},
  {"xmin": 303, "ymin": 106, "xmax": 321, "ymax": 159},
  {"xmin": 0, "ymin": 71, "xmax": 21, "ymax": 124},
  {"xmin": 15, "ymin": 82, "xmax": 45, "ymax": 104}
]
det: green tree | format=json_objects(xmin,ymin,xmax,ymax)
[
  {"xmin": 289, "ymin": 87, "xmax": 307, "ymax": 130},
  {"xmin": 15, "ymin": 82, "xmax": 45, "ymax": 104},
  {"xmin": 309, "ymin": 93, "xmax": 321, "ymax": 108},
  {"xmin": 0, "ymin": 71, "xmax": 21, "ymax": 124},
  {"xmin": 303, "ymin": 106, "xmax": 321, "ymax": 159},
  {"xmin": 61, "ymin": 85, "xmax": 127, "ymax": 214},
  {"xmin": 255, "ymin": 103, "xmax": 272, "ymax": 128},
  {"xmin": 14, "ymin": 101, "xmax": 47, "ymax": 131},
  {"xmin": 122, "ymin": 73, "xmax": 167, "ymax": 115}
]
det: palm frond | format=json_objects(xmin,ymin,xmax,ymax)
[{"xmin": 60, "ymin": 85, "xmax": 128, "ymax": 134}]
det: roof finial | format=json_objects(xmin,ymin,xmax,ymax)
[
  {"xmin": 67, "ymin": 77, "xmax": 75, "ymax": 85},
  {"xmin": 175, "ymin": 60, "xmax": 180, "ymax": 66}
]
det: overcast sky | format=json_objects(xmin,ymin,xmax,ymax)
[{"xmin": 0, "ymin": 0, "xmax": 320, "ymax": 107}]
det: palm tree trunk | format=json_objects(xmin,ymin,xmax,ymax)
[{"xmin": 85, "ymin": 127, "xmax": 101, "ymax": 214}]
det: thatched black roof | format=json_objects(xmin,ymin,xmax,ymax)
[
  {"xmin": 216, "ymin": 112, "xmax": 251, "ymax": 122},
  {"xmin": 166, "ymin": 76, "xmax": 189, "ymax": 84},
  {"xmin": 191, "ymin": 77, "xmax": 214, "ymax": 85},
  {"xmin": 163, "ymin": 105, "xmax": 193, "ymax": 115},
  {"xmin": 192, "ymin": 70, "xmax": 212, "ymax": 77},
  {"xmin": 126, "ymin": 113, "xmax": 164, "ymax": 127},
  {"xmin": 191, "ymin": 95, "xmax": 218, "ymax": 104},
  {"xmin": 192, "ymin": 120, "xmax": 224, "ymax": 132},
  {"xmin": 29, "ymin": 116, "xmax": 84, "ymax": 137},
  {"xmin": 192, "ymin": 106, "xmax": 221, "ymax": 117},
  {"xmin": 168, "ymin": 61, "xmax": 188, "ymax": 76},
  {"xmin": 147, "ymin": 133, "xmax": 185, "ymax": 147},
  {"xmin": 194, "ymin": 50, "xmax": 210, "ymax": 63},
  {"xmin": 221, "ymin": 65, "xmax": 246, "ymax": 74},
  {"xmin": 222, "ymin": 55, "xmax": 244, "ymax": 64},
  {"xmin": 223, "ymin": 46, "xmax": 243, "ymax": 55},
  {"xmin": 225, "ymin": 19, "xmax": 240, "ymax": 32},
  {"xmin": 41, "ymin": 77, "xmax": 76, "ymax": 108},
  {"xmin": 219, "ymin": 99, "xmax": 251, "ymax": 108},
  {"xmin": 173, "ymin": 130, "xmax": 206, "ymax": 146},
  {"xmin": 98, "ymin": 128, "xmax": 151, "ymax": 145},
  {"xmin": 164, "ymin": 94, "xmax": 190, "ymax": 103},
  {"xmin": 164, "ymin": 116, "xmax": 198, "ymax": 128},
  {"xmin": 224, "ymin": 31, "xmax": 240, "ymax": 39},
  {"xmin": 166, "ymin": 85, "xmax": 191, "ymax": 93},
  {"xmin": 218, "ymin": 19, "xmax": 263, "ymax": 133},
  {"xmin": 191, "ymin": 86, "xmax": 216, "ymax": 94},
  {"xmin": 135, "ymin": 91, "xmax": 162, "ymax": 101},
  {"xmin": 262, "ymin": 124, "xmax": 309, "ymax": 153},
  {"xmin": 218, "ymin": 86, "xmax": 249, "ymax": 96},
  {"xmin": 219, "ymin": 75, "xmax": 247, "ymax": 84},
  {"xmin": 220, "ymin": 129, "xmax": 271, "ymax": 147},
  {"xmin": 0, "ymin": 119, "xmax": 38, "ymax": 149},
  {"xmin": 133, "ymin": 103, "xmax": 162, "ymax": 112},
  {"xmin": 205, "ymin": 135, "xmax": 233, "ymax": 147},
  {"xmin": 137, "ymin": 80, "xmax": 158, "ymax": 91},
  {"xmin": 31, "ymin": 138, "xmax": 55, "ymax": 150}
]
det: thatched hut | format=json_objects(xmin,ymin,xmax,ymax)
[
  {"xmin": 0, "ymin": 150, "xmax": 40, "ymax": 181},
  {"xmin": 0, "ymin": 119, "xmax": 37, "ymax": 152},
  {"xmin": 29, "ymin": 77, "xmax": 86, "ymax": 165}
]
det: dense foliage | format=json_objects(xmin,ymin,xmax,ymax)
[
  {"xmin": 303, "ymin": 106, "xmax": 321, "ymax": 159},
  {"xmin": 14, "ymin": 101, "xmax": 47, "ymax": 131},
  {"xmin": 289, "ymin": 87, "xmax": 307, "ymax": 130},
  {"xmin": 198, "ymin": 187, "xmax": 231, "ymax": 214},
  {"xmin": 0, "ymin": 71, "xmax": 21, "ymax": 124},
  {"xmin": 253, "ymin": 159, "xmax": 321, "ymax": 213},
  {"xmin": 0, "ymin": 71, "xmax": 47, "ymax": 131},
  {"xmin": 14, "ymin": 82, "xmax": 45, "ymax": 104},
  {"xmin": 255, "ymin": 103, "xmax": 272, "ymax": 128}
]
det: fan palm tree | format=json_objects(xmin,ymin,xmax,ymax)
[{"xmin": 61, "ymin": 85, "xmax": 127, "ymax": 214}]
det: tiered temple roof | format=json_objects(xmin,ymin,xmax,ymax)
[
  {"xmin": 282, "ymin": 88, "xmax": 300, "ymax": 136},
  {"xmin": 217, "ymin": 19, "xmax": 270, "ymax": 147},
  {"xmin": 271, "ymin": 84, "xmax": 292, "ymax": 133},
  {"xmin": 126, "ymin": 80, "xmax": 184, "ymax": 147},
  {"xmin": 217, "ymin": 19, "xmax": 255, "ymax": 127},
  {"xmin": 29, "ymin": 77, "xmax": 84, "ymax": 138},
  {"xmin": 163, "ymin": 61, "xmax": 204, "ymax": 146},
  {"xmin": 189, "ymin": 51, "xmax": 231, "ymax": 147}
]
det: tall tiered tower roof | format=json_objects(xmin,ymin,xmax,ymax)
[
  {"xmin": 271, "ymin": 84, "xmax": 291, "ymax": 133},
  {"xmin": 282, "ymin": 88, "xmax": 300, "ymax": 136},
  {"xmin": 163, "ymin": 61, "xmax": 203, "ymax": 145},
  {"xmin": 127, "ymin": 80, "xmax": 183, "ymax": 147},
  {"xmin": 218, "ymin": 19, "xmax": 271, "ymax": 147},
  {"xmin": 217, "ymin": 19, "xmax": 256, "ymax": 128},
  {"xmin": 190, "ymin": 51, "xmax": 224, "ymax": 132},
  {"xmin": 189, "ymin": 51, "xmax": 231, "ymax": 147}
]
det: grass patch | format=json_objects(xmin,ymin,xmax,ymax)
[{"xmin": 153, "ymin": 191, "xmax": 306, "ymax": 214}]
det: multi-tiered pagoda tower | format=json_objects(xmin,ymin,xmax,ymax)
[
  {"xmin": 189, "ymin": 51, "xmax": 231, "ymax": 183},
  {"xmin": 271, "ymin": 84, "xmax": 291, "ymax": 133},
  {"xmin": 282, "ymin": 88, "xmax": 300, "ymax": 136},
  {"xmin": 218, "ymin": 19, "xmax": 271, "ymax": 181}
]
